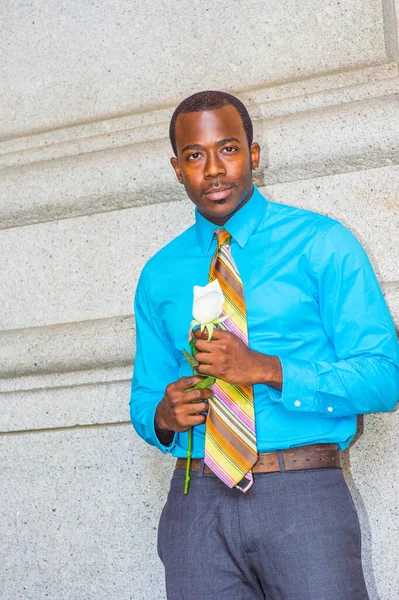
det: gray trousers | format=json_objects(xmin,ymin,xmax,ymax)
[{"xmin": 157, "ymin": 462, "xmax": 369, "ymax": 600}]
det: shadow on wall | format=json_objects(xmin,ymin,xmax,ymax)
[{"xmin": 343, "ymin": 415, "xmax": 379, "ymax": 600}]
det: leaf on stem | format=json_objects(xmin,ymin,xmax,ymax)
[
  {"xmin": 188, "ymin": 338, "xmax": 197, "ymax": 356},
  {"xmin": 182, "ymin": 348, "xmax": 199, "ymax": 368},
  {"xmin": 185, "ymin": 376, "xmax": 216, "ymax": 392}
]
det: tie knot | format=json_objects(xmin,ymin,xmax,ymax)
[{"xmin": 215, "ymin": 228, "xmax": 231, "ymax": 247}]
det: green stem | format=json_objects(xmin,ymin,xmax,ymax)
[
  {"xmin": 184, "ymin": 427, "xmax": 192, "ymax": 494},
  {"xmin": 184, "ymin": 367, "xmax": 195, "ymax": 494}
]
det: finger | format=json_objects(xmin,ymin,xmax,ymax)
[
  {"xmin": 184, "ymin": 388, "xmax": 213, "ymax": 403},
  {"xmin": 188, "ymin": 414, "xmax": 207, "ymax": 426},
  {"xmin": 187, "ymin": 402, "xmax": 209, "ymax": 415},
  {"xmin": 179, "ymin": 375, "xmax": 204, "ymax": 389},
  {"xmin": 194, "ymin": 351, "xmax": 215, "ymax": 364},
  {"xmin": 196, "ymin": 363, "xmax": 215, "ymax": 376},
  {"xmin": 193, "ymin": 339, "xmax": 213, "ymax": 352},
  {"xmin": 212, "ymin": 327, "xmax": 228, "ymax": 340},
  {"xmin": 192, "ymin": 327, "xmax": 206, "ymax": 338}
]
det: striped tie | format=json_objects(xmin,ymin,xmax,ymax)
[{"xmin": 204, "ymin": 227, "xmax": 258, "ymax": 492}]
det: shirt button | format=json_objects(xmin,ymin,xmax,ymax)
[
  {"xmin": 294, "ymin": 400, "xmax": 301, "ymax": 407},
  {"xmin": 327, "ymin": 406, "xmax": 334, "ymax": 412}
]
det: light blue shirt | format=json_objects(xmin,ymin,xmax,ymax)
[{"xmin": 129, "ymin": 185, "xmax": 399, "ymax": 457}]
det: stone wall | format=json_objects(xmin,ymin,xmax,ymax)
[{"xmin": 0, "ymin": 1, "xmax": 398, "ymax": 598}]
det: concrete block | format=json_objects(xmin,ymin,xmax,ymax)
[
  {"xmin": 346, "ymin": 410, "xmax": 399, "ymax": 599},
  {"xmin": 0, "ymin": 138, "xmax": 185, "ymax": 230},
  {"xmin": 0, "ymin": 380, "xmax": 131, "ymax": 433},
  {"xmin": 0, "ymin": 316, "xmax": 135, "ymax": 432},
  {"xmin": 0, "ymin": 200, "xmax": 194, "ymax": 330},
  {"xmin": 243, "ymin": 63, "xmax": 399, "ymax": 118},
  {"xmin": 1, "ymin": 2, "xmax": 397, "ymax": 599},
  {"xmin": 382, "ymin": 282, "xmax": 399, "ymax": 328},
  {"xmin": 0, "ymin": 0, "xmax": 389, "ymax": 139},
  {"xmin": 0, "ymin": 64, "xmax": 397, "ymax": 172},
  {"xmin": 0, "ymin": 316, "xmax": 134, "ymax": 379},
  {"xmin": 262, "ymin": 95, "xmax": 399, "ymax": 184},
  {"xmin": 0, "ymin": 425, "xmax": 173, "ymax": 599},
  {"xmin": 0, "ymin": 411, "xmax": 397, "ymax": 599},
  {"xmin": 2, "ymin": 177, "xmax": 397, "ymax": 332},
  {"xmin": 3, "ymin": 94, "xmax": 399, "ymax": 230}
]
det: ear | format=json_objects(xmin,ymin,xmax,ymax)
[
  {"xmin": 249, "ymin": 142, "xmax": 260, "ymax": 170},
  {"xmin": 170, "ymin": 156, "xmax": 183, "ymax": 183}
]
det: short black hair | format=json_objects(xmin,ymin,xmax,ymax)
[{"xmin": 169, "ymin": 90, "xmax": 253, "ymax": 156}]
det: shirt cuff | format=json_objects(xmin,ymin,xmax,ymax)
[
  {"xmin": 267, "ymin": 355, "xmax": 317, "ymax": 412},
  {"xmin": 149, "ymin": 400, "xmax": 178, "ymax": 454}
]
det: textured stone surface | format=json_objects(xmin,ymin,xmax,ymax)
[
  {"xmin": 0, "ymin": 416, "xmax": 397, "ymax": 599},
  {"xmin": 0, "ymin": 0, "xmax": 389, "ymax": 138},
  {"xmin": 1, "ymin": 1, "xmax": 399, "ymax": 598},
  {"xmin": 262, "ymin": 95, "xmax": 399, "ymax": 184},
  {"xmin": 1, "ymin": 172, "xmax": 398, "ymax": 332},
  {"xmin": 0, "ymin": 316, "xmax": 134, "ymax": 378},
  {"xmin": 0, "ymin": 379, "xmax": 130, "ymax": 433},
  {"xmin": 3, "ymin": 94, "xmax": 399, "ymax": 230},
  {"xmin": 0, "ymin": 201, "xmax": 193, "ymax": 330},
  {"xmin": 0, "ymin": 138, "xmax": 185, "ymax": 230},
  {"xmin": 0, "ymin": 64, "xmax": 397, "ymax": 172},
  {"xmin": 383, "ymin": 282, "xmax": 399, "ymax": 327},
  {"xmin": 0, "ymin": 425, "xmax": 174, "ymax": 600},
  {"xmin": 346, "ymin": 410, "xmax": 399, "ymax": 599}
]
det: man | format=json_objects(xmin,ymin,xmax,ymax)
[{"xmin": 130, "ymin": 90, "xmax": 399, "ymax": 599}]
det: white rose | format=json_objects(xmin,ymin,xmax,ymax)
[{"xmin": 192, "ymin": 279, "xmax": 224, "ymax": 324}]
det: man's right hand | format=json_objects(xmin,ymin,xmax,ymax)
[{"xmin": 155, "ymin": 376, "xmax": 213, "ymax": 444}]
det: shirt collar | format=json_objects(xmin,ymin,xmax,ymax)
[{"xmin": 195, "ymin": 184, "xmax": 268, "ymax": 255}]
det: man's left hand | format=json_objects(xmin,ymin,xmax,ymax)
[{"xmin": 192, "ymin": 327, "xmax": 282, "ymax": 389}]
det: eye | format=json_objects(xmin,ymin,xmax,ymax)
[
  {"xmin": 222, "ymin": 146, "xmax": 238, "ymax": 153},
  {"xmin": 187, "ymin": 152, "xmax": 202, "ymax": 161}
]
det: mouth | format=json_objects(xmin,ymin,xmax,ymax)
[{"xmin": 204, "ymin": 186, "xmax": 233, "ymax": 201}]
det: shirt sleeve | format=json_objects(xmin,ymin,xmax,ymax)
[
  {"xmin": 129, "ymin": 265, "xmax": 179, "ymax": 453},
  {"xmin": 268, "ymin": 221, "xmax": 399, "ymax": 417}
]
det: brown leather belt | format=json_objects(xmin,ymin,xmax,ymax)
[{"xmin": 175, "ymin": 443, "xmax": 341, "ymax": 474}]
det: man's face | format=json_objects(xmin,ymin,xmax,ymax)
[{"xmin": 170, "ymin": 104, "xmax": 260, "ymax": 225}]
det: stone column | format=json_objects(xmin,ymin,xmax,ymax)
[{"xmin": 1, "ymin": 1, "xmax": 398, "ymax": 598}]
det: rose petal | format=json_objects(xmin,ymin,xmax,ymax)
[{"xmin": 192, "ymin": 280, "xmax": 224, "ymax": 323}]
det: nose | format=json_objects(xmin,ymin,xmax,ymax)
[{"xmin": 204, "ymin": 151, "xmax": 226, "ymax": 179}]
